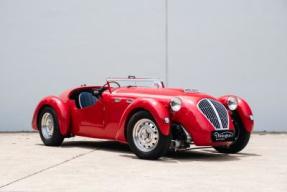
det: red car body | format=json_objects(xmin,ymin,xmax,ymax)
[{"xmin": 32, "ymin": 78, "xmax": 254, "ymax": 149}]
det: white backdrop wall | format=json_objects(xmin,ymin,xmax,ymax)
[{"xmin": 0, "ymin": 0, "xmax": 286, "ymax": 131}]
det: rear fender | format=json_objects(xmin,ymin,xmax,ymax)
[
  {"xmin": 219, "ymin": 96, "xmax": 254, "ymax": 133},
  {"xmin": 32, "ymin": 96, "xmax": 70, "ymax": 136},
  {"xmin": 115, "ymin": 98, "xmax": 170, "ymax": 142}
]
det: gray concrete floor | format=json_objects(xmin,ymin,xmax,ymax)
[{"xmin": 0, "ymin": 133, "xmax": 286, "ymax": 192}]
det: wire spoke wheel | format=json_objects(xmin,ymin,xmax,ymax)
[
  {"xmin": 41, "ymin": 112, "xmax": 54, "ymax": 140},
  {"xmin": 127, "ymin": 111, "xmax": 171, "ymax": 159},
  {"xmin": 132, "ymin": 119, "xmax": 159, "ymax": 152},
  {"xmin": 38, "ymin": 107, "xmax": 64, "ymax": 146}
]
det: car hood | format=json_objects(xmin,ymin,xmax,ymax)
[{"xmin": 112, "ymin": 87, "xmax": 218, "ymax": 102}]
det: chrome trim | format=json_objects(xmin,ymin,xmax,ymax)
[
  {"xmin": 114, "ymin": 98, "xmax": 121, "ymax": 103},
  {"xmin": 206, "ymin": 99, "xmax": 223, "ymax": 128},
  {"xmin": 170, "ymin": 97, "xmax": 182, "ymax": 112},
  {"xmin": 182, "ymin": 126, "xmax": 192, "ymax": 143},
  {"xmin": 184, "ymin": 88, "xmax": 199, "ymax": 93},
  {"xmin": 126, "ymin": 99, "xmax": 133, "ymax": 104}
]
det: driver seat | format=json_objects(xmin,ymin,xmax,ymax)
[{"xmin": 78, "ymin": 92, "xmax": 97, "ymax": 109}]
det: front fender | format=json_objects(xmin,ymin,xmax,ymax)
[
  {"xmin": 115, "ymin": 98, "xmax": 170, "ymax": 142},
  {"xmin": 32, "ymin": 96, "xmax": 70, "ymax": 136},
  {"xmin": 219, "ymin": 95, "xmax": 254, "ymax": 133}
]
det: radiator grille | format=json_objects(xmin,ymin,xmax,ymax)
[{"xmin": 198, "ymin": 99, "xmax": 229, "ymax": 129}]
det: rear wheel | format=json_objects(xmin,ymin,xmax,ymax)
[
  {"xmin": 214, "ymin": 112, "xmax": 250, "ymax": 153},
  {"xmin": 127, "ymin": 111, "xmax": 171, "ymax": 160},
  {"xmin": 38, "ymin": 107, "xmax": 64, "ymax": 146}
]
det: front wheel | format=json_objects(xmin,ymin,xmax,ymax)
[
  {"xmin": 127, "ymin": 111, "xmax": 171, "ymax": 160},
  {"xmin": 214, "ymin": 112, "xmax": 250, "ymax": 153},
  {"xmin": 38, "ymin": 107, "xmax": 64, "ymax": 146}
]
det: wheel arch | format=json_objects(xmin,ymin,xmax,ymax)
[
  {"xmin": 115, "ymin": 98, "xmax": 171, "ymax": 142},
  {"xmin": 32, "ymin": 96, "xmax": 71, "ymax": 136},
  {"xmin": 218, "ymin": 95, "xmax": 254, "ymax": 133}
]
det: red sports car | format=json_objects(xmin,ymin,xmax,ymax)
[{"xmin": 32, "ymin": 77, "xmax": 254, "ymax": 159}]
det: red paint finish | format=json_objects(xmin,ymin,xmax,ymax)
[
  {"xmin": 32, "ymin": 80, "xmax": 254, "ymax": 147},
  {"xmin": 32, "ymin": 96, "xmax": 70, "ymax": 136},
  {"xmin": 219, "ymin": 95, "xmax": 254, "ymax": 133},
  {"xmin": 115, "ymin": 97, "xmax": 170, "ymax": 142}
]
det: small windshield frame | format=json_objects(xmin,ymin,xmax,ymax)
[{"xmin": 106, "ymin": 78, "xmax": 164, "ymax": 88}]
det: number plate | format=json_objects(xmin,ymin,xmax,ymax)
[{"xmin": 212, "ymin": 130, "xmax": 234, "ymax": 142}]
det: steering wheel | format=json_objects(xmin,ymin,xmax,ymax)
[
  {"xmin": 93, "ymin": 84, "xmax": 108, "ymax": 97},
  {"xmin": 108, "ymin": 80, "xmax": 120, "ymax": 88},
  {"xmin": 94, "ymin": 81, "xmax": 120, "ymax": 97}
]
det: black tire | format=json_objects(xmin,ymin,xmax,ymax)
[
  {"xmin": 127, "ymin": 111, "xmax": 171, "ymax": 160},
  {"xmin": 214, "ymin": 112, "xmax": 250, "ymax": 154},
  {"xmin": 38, "ymin": 107, "xmax": 64, "ymax": 146}
]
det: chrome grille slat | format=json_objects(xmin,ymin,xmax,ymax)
[
  {"xmin": 210, "ymin": 99, "xmax": 229, "ymax": 128},
  {"xmin": 198, "ymin": 99, "xmax": 229, "ymax": 130}
]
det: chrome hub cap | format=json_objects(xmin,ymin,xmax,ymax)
[
  {"xmin": 41, "ymin": 112, "xmax": 54, "ymax": 139},
  {"xmin": 132, "ymin": 119, "xmax": 159, "ymax": 152}
]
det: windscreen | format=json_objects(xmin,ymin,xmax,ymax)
[{"xmin": 107, "ymin": 78, "xmax": 164, "ymax": 88}]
